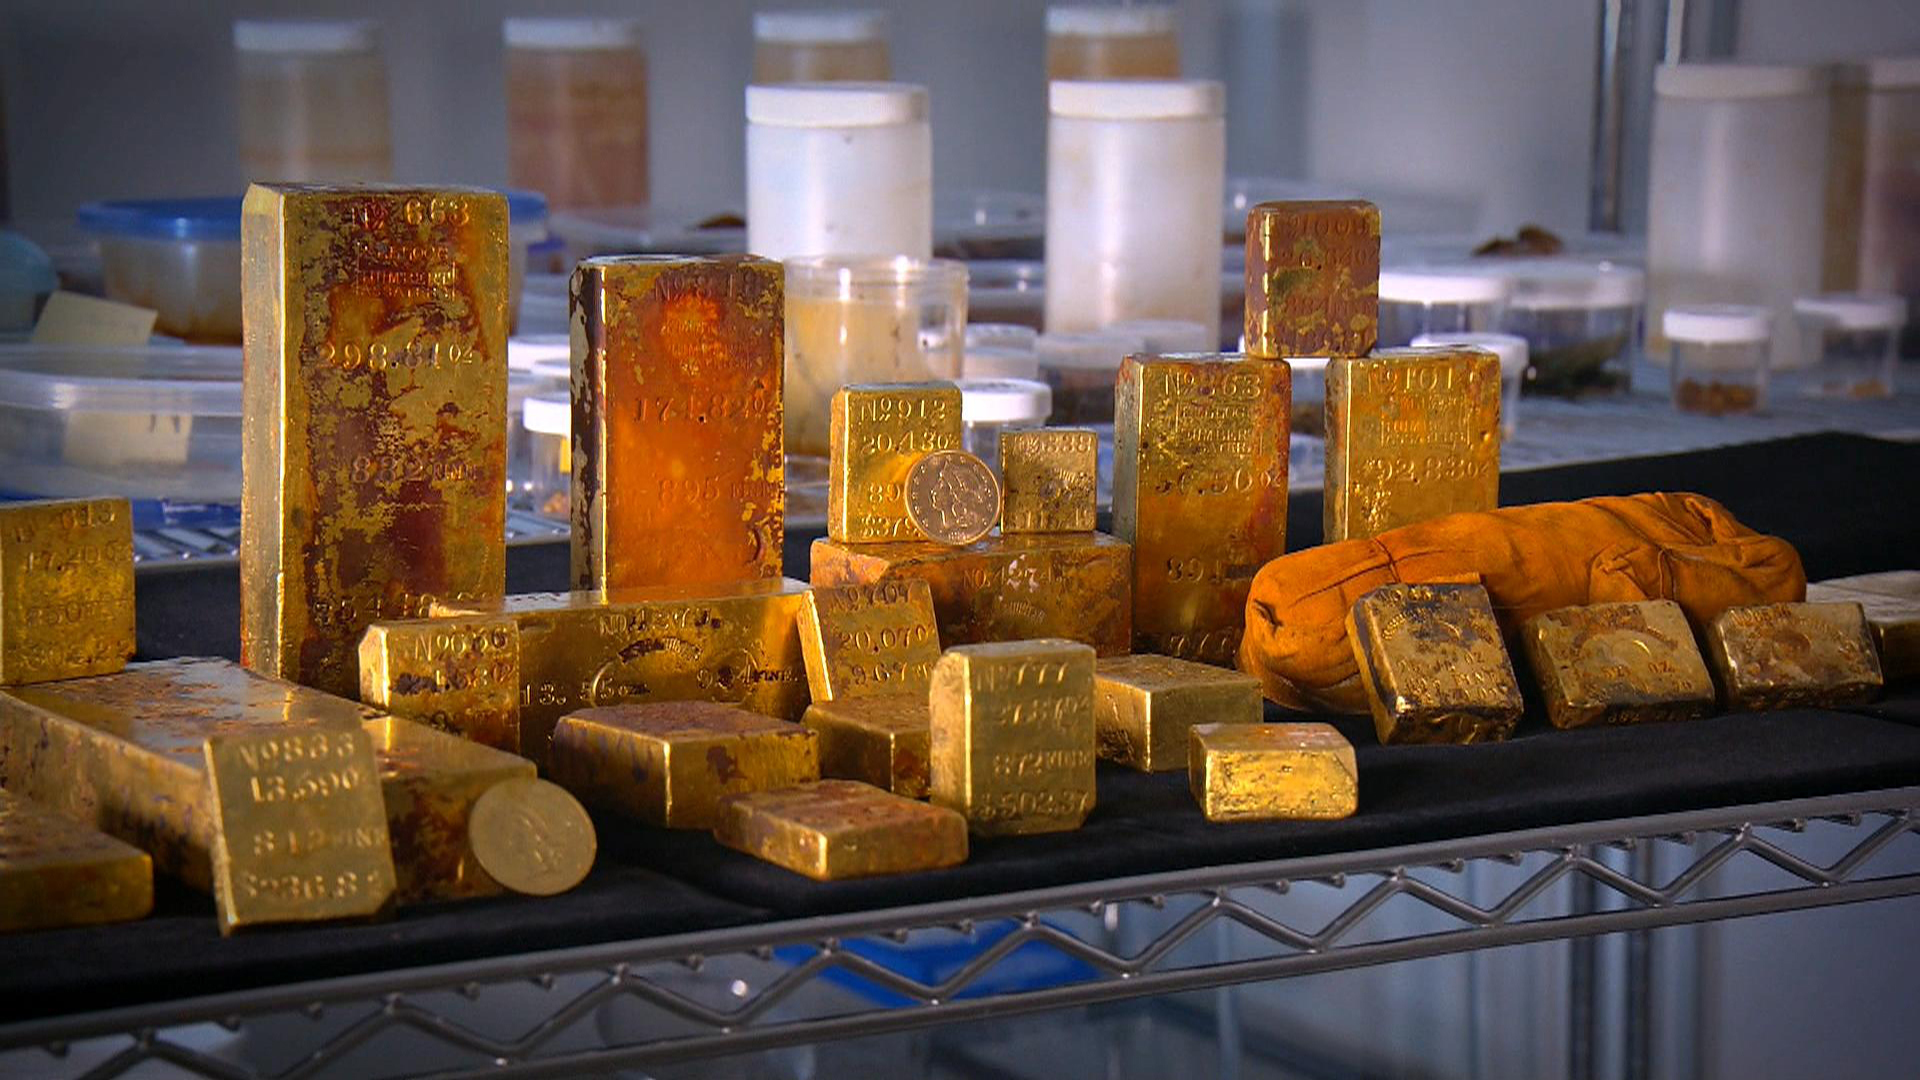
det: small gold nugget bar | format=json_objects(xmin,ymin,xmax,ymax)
[
  {"xmin": 1706, "ymin": 602, "xmax": 1884, "ymax": 711},
  {"xmin": 0, "ymin": 496, "xmax": 135, "ymax": 685},
  {"xmin": 363, "ymin": 716, "xmax": 537, "ymax": 903},
  {"xmin": 805, "ymin": 695, "xmax": 933, "ymax": 798},
  {"xmin": 1808, "ymin": 572, "xmax": 1920, "ymax": 682},
  {"xmin": 798, "ymin": 580, "xmax": 941, "ymax": 702},
  {"xmin": 1188, "ymin": 722, "xmax": 1358, "ymax": 823},
  {"xmin": 0, "ymin": 789, "xmax": 153, "ymax": 933},
  {"xmin": 1000, "ymin": 428, "xmax": 1099, "ymax": 534},
  {"xmin": 359, "ymin": 614, "xmax": 521, "ymax": 753},
  {"xmin": 1244, "ymin": 199, "xmax": 1381, "ymax": 359},
  {"xmin": 1095, "ymin": 654, "xmax": 1263, "ymax": 772},
  {"xmin": 241, "ymin": 183, "xmax": 509, "ymax": 697},
  {"xmin": 572, "ymin": 255, "xmax": 785, "ymax": 592},
  {"xmin": 1114, "ymin": 354, "xmax": 1290, "ymax": 664},
  {"xmin": 1520, "ymin": 600, "xmax": 1715, "ymax": 729},
  {"xmin": 715, "ymin": 780, "xmax": 967, "ymax": 881},
  {"xmin": 1325, "ymin": 346, "xmax": 1500, "ymax": 543},
  {"xmin": 1347, "ymin": 584, "xmax": 1524, "ymax": 745},
  {"xmin": 829, "ymin": 382, "xmax": 963, "ymax": 543},
  {"xmin": 930, "ymin": 639, "xmax": 1097, "ymax": 836},
  {"xmin": 550, "ymin": 701, "xmax": 818, "ymax": 829}
]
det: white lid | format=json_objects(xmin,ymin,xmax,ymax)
[
  {"xmin": 1506, "ymin": 259, "xmax": 1646, "ymax": 310},
  {"xmin": 746, "ymin": 82, "xmax": 926, "ymax": 127},
  {"xmin": 754, "ymin": 10, "xmax": 887, "ymax": 44},
  {"xmin": 1049, "ymin": 79, "xmax": 1224, "ymax": 120},
  {"xmin": 1046, "ymin": 5, "xmax": 1177, "ymax": 37},
  {"xmin": 966, "ymin": 323, "xmax": 1039, "ymax": 352},
  {"xmin": 1037, "ymin": 329, "xmax": 1148, "ymax": 369},
  {"xmin": 1104, "ymin": 318, "xmax": 1210, "ymax": 354},
  {"xmin": 1793, "ymin": 292, "xmax": 1907, "ymax": 330},
  {"xmin": 958, "ymin": 378, "xmax": 1052, "ymax": 424},
  {"xmin": 965, "ymin": 347, "xmax": 1041, "ymax": 381},
  {"xmin": 234, "ymin": 19, "xmax": 379, "ymax": 53},
  {"xmin": 1411, "ymin": 331, "xmax": 1529, "ymax": 377},
  {"xmin": 522, "ymin": 394, "xmax": 571, "ymax": 436},
  {"xmin": 508, "ymin": 334, "xmax": 571, "ymax": 372},
  {"xmin": 1662, "ymin": 304, "xmax": 1772, "ymax": 344},
  {"xmin": 1654, "ymin": 62, "xmax": 1823, "ymax": 99},
  {"xmin": 1379, "ymin": 265, "xmax": 1511, "ymax": 305},
  {"xmin": 504, "ymin": 17, "xmax": 645, "ymax": 49}
]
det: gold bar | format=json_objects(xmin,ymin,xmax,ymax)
[
  {"xmin": 1244, "ymin": 199, "xmax": 1381, "ymax": 359},
  {"xmin": 571, "ymin": 255, "xmax": 785, "ymax": 592},
  {"xmin": 0, "ymin": 789, "xmax": 153, "ymax": 932},
  {"xmin": 0, "ymin": 496, "xmax": 135, "ymax": 685},
  {"xmin": 828, "ymin": 382, "xmax": 963, "ymax": 544},
  {"xmin": 1094, "ymin": 653, "xmax": 1262, "ymax": 772},
  {"xmin": 715, "ymin": 780, "xmax": 967, "ymax": 881},
  {"xmin": 1324, "ymin": 346, "xmax": 1501, "ymax": 543},
  {"xmin": 999, "ymin": 427, "xmax": 1099, "ymax": 535},
  {"xmin": 805, "ymin": 694, "xmax": 932, "ymax": 798},
  {"xmin": 466, "ymin": 777, "xmax": 597, "ymax": 897},
  {"xmin": 363, "ymin": 716, "xmax": 536, "ymax": 903},
  {"xmin": 930, "ymin": 639, "xmax": 1097, "ymax": 836},
  {"xmin": 797, "ymin": 580, "xmax": 941, "ymax": 702},
  {"xmin": 810, "ymin": 533, "xmax": 1133, "ymax": 657},
  {"xmin": 1347, "ymin": 583, "xmax": 1523, "ymax": 744},
  {"xmin": 1808, "ymin": 572, "xmax": 1920, "ymax": 681},
  {"xmin": 1113, "ymin": 353, "xmax": 1290, "ymax": 664},
  {"xmin": 1519, "ymin": 600, "xmax": 1716, "ymax": 729},
  {"xmin": 358, "ymin": 615, "xmax": 521, "ymax": 753},
  {"xmin": 549, "ymin": 701, "xmax": 818, "ymax": 829},
  {"xmin": 1187, "ymin": 722, "xmax": 1358, "ymax": 822},
  {"xmin": 240, "ymin": 184, "xmax": 509, "ymax": 697},
  {"xmin": 1705, "ymin": 602, "xmax": 1884, "ymax": 711}
]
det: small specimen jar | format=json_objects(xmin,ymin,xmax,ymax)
[
  {"xmin": 1791, "ymin": 293, "xmax": 1905, "ymax": 399},
  {"xmin": 1665, "ymin": 304, "xmax": 1772, "ymax": 417},
  {"xmin": 1825, "ymin": 58, "xmax": 1920, "ymax": 357},
  {"xmin": 522, "ymin": 393, "xmax": 570, "ymax": 517},
  {"xmin": 753, "ymin": 10, "xmax": 891, "ymax": 83},
  {"xmin": 1046, "ymin": 5, "xmax": 1180, "ymax": 81},
  {"xmin": 1501, "ymin": 258, "xmax": 1644, "ymax": 397},
  {"xmin": 964, "ymin": 323, "xmax": 1041, "ymax": 380},
  {"xmin": 747, "ymin": 82, "xmax": 931, "ymax": 262},
  {"xmin": 1411, "ymin": 331, "xmax": 1529, "ymax": 439},
  {"xmin": 958, "ymin": 378, "xmax": 1052, "ymax": 470},
  {"xmin": 504, "ymin": 18, "xmax": 649, "ymax": 211},
  {"xmin": 1036, "ymin": 327, "xmax": 1147, "ymax": 426},
  {"xmin": 234, "ymin": 19, "xmax": 392, "ymax": 183},
  {"xmin": 1377, "ymin": 264, "xmax": 1511, "ymax": 348}
]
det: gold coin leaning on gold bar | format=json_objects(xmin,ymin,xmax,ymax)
[
  {"xmin": 1094, "ymin": 653, "xmax": 1263, "ymax": 772},
  {"xmin": 240, "ymin": 184, "xmax": 508, "ymax": 698},
  {"xmin": 549, "ymin": 701, "xmax": 819, "ymax": 829},
  {"xmin": 1347, "ymin": 583, "xmax": 1524, "ymax": 745},
  {"xmin": 1188, "ymin": 722, "xmax": 1358, "ymax": 823},
  {"xmin": 1324, "ymin": 347, "xmax": 1500, "ymax": 543},
  {"xmin": 798, "ymin": 579, "xmax": 941, "ymax": 703},
  {"xmin": 1808, "ymin": 572, "xmax": 1920, "ymax": 681},
  {"xmin": 0, "ymin": 788, "xmax": 153, "ymax": 932},
  {"xmin": 805, "ymin": 694, "xmax": 933, "ymax": 798},
  {"xmin": 715, "ymin": 780, "xmax": 967, "ymax": 881},
  {"xmin": 359, "ymin": 614, "xmax": 521, "ymax": 753},
  {"xmin": 829, "ymin": 382, "xmax": 963, "ymax": 544},
  {"xmin": 468, "ymin": 777, "xmax": 597, "ymax": 896},
  {"xmin": 1244, "ymin": 199, "xmax": 1381, "ymax": 359},
  {"xmin": 930, "ymin": 639, "xmax": 1097, "ymax": 836},
  {"xmin": 1704, "ymin": 602, "xmax": 1884, "ymax": 711},
  {"xmin": 1000, "ymin": 427, "xmax": 1099, "ymax": 534},
  {"xmin": 1113, "ymin": 354, "xmax": 1290, "ymax": 666},
  {"xmin": 905, "ymin": 449, "xmax": 1001, "ymax": 546},
  {"xmin": 1519, "ymin": 600, "xmax": 1716, "ymax": 729},
  {"xmin": 0, "ymin": 496, "xmax": 135, "ymax": 685},
  {"xmin": 362, "ymin": 716, "xmax": 537, "ymax": 903}
]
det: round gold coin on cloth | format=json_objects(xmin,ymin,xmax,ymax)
[
  {"xmin": 905, "ymin": 449, "xmax": 1002, "ymax": 546},
  {"xmin": 469, "ymin": 778, "xmax": 597, "ymax": 897}
]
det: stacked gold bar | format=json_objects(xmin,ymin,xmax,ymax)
[
  {"xmin": 799, "ymin": 581, "xmax": 941, "ymax": 797},
  {"xmin": 930, "ymin": 639, "xmax": 1097, "ymax": 836}
]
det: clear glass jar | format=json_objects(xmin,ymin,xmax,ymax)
[
  {"xmin": 1791, "ymin": 293, "xmax": 1905, "ymax": 399},
  {"xmin": 1036, "ymin": 327, "xmax": 1147, "ymax": 426},
  {"xmin": 1378, "ymin": 264, "xmax": 1511, "ymax": 348},
  {"xmin": 1665, "ymin": 304, "xmax": 1771, "ymax": 416},
  {"xmin": 1411, "ymin": 331, "xmax": 1529, "ymax": 439},
  {"xmin": 521, "ymin": 393, "xmax": 570, "ymax": 517},
  {"xmin": 504, "ymin": 18, "xmax": 649, "ymax": 211},
  {"xmin": 746, "ymin": 82, "xmax": 931, "ymax": 262},
  {"xmin": 958, "ymin": 378, "xmax": 1052, "ymax": 471},
  {"xmin": 234, "ymin": 19, "xmax": 391, "ymax": 183},
  {"xmin": 1500, "ymin": 259, "xmax": 1644, "ymax": 397},
  {"xmin": 753, "ymin": 10, "xmax": 890, "ymax": 83},
  {"xmin": 964, "ymin": 323, "xmax": 1040, "ymax": 380},
  {"xmin": 1046, "ymin": 5, "xmax": 1180, "ymax": 81},
  {"xmin": 1824, "ymin": 58, "xmax": 1920, "ymax": 357}
]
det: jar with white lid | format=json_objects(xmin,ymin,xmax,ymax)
[
  {"xmin": 958, "ymin": 378, "xmax": 1053, "ymax": 471},
  {"xmin": 1665, "ymin": 304, "xmax": 1771, "ymax": 416},
  {"xmin": 1378, "ymin": 265, "xmax": 1511, "ymax": 348},
  {"xmin": 504, "ymin": 18, "xmax": 649, "ymax": 211},
  {"xmin": 746, "ymin": 82, "xmax": 931, "ymax": 262},
  {"xmin": 1036, "ymin": 327, "xmax": 1148, "ymax": 425},
  {"xmin": 1411, "ymin": 331, "xmax": 1528, "ymax": 438},
  {"xmin": 234, "ymin": 19, "xmax": 391, "ymax": 183},
  {"xmin": 1046, "ymin": 5, "xmax": 1180, "ymax": 81},
  {"xmin": 1824, "ymin": 56, "xmax": 1920, "ymax": 356},
  {"xmin": 1791, "ymin": 293, "xmax": 1905, "ymax": 399},
  {"xmin": 521, "ymin": 393, "xmax": 570, "ymax": 517},
  {"xmin": 965, "ymin": 324, "xmax": 1040, "ymax": 380},
  {"xmin": 1104, "ymin": 318, "xmax": 1211, "ymax": 355},
  {"xmin": 754, "ymin": 10, "xmax": 890, "ymax": 83},
  {"xmin": 1500, "ymin": 258, "xmax": 1645, "ymax": 397}
]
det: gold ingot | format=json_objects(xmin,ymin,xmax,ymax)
[
  {"xmin": 811, "ymin": 533, "xmax": 1133, "ymax": 657},
  {"xmin": 0, "ymin": 788, "xmax": 153, "ymax": 933},
  {"xmin": 1325, "ymin": 347, "xmax": 1500, "ymax": 543},
  {"xmin": 805, "ymin": 694, "xmax": 933, "ymax": 798},
  {"xmin": 1519, "ymin": 600, "xmax": 1716, "ymax": 729},
  {"xmin": 1808, "ymin": 572, "xmax": 1920, "ymax": 681},
  {"xmin": 549, "ymin": 701, "xmax": 818, "ymax": 829},
  {"xmin": 1095, "ymin": 653, "xmax": 1263, "ymax": 772},
  {"xmin": 1347, "ymin": 583, "xmax": 1523, "ymax": 745},
  {"xmin": 1113, "ymin": 353, "xmax": 1290, "ymax": 664},
  {"xmin": 468, "ymin": 777, "xmax": 597, "ymax": 897},
  {"xmin": 715, "ymin": 779, "xmax": 967, "ymax": 881},
  {"xmin": 358, "ymin": 615, "xmax": 521, "ymax": 753},
  {"xmin": 571, "ymin": 255, "xmax": 785, "ymax": 592},
  {"xmin": 363, "ymin": 716, "xmax": 536, "ymax": 903},
  {"xmin": 240, "ymin": 184, "xmax": 509, "ymax": 698},
  {"xmin": 930, "ymin": 639, "xmax": 1097, "ymax": 836},
  {"xmin": 798, "ymin": 580, "xmax": 941, "ymax": 703},
  {"xmin": 1244, "ymin": 199, "xmax": 1381, "ymax": 359},
  {"xmin": 0, "ymin": 496, "xmax": 135, "ymax": 685},
  {"xmin": 1705, "ymin": 602, "xmax": 1884, "ymax": 711},
  {"xmin": 1187, "ymin": 722, "xmax": 1358, "ymax": 822},
  {"xmin": 1000, "ymin": 427, "xmax": 1099, "ymax": 534},
  {"xmin": 828, "ymin": 382, "xmax": 963, "ymax": 544}
]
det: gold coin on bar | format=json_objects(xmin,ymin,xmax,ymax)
[
  {"xmin": 999, "ymin": 427, "xmax": 1099, "ymax": 535},
  {"xmin": 1095, "ymin": 653, "xmax": 1263, "ymax": 772},
  {"xmin": 1519, "ymin": 600, "xmax": 1716, "ymax": 729},
  {"xmin": 468, "ymin": 777, "xmax": 597, "ymax": 897},
  {"xmin": 805, "ymin": 694, "xmax": 933, "ymax": 798},
  {"xmin": 930, "ymin": 639, "xmax": 1097, "ymax": 836},
  {"xmin": 715, "ymin": 780, "xmax": 967, "ymax": 881},
  {"xmin": 363, "ymin": 716, "xmax": 535, "ymax": 904},
  {"xmin": 0, "ymin": 788, "xmax": 153, "ymax": 933},
  {"xmin": 1188, "ymin": 722, "xmax": 1358, "ymax": 822},
  {"xmin": 1347, "ymin": 583, "xmax": 1523, "ymax": 745},
  {"xmin": 797, "ymin": 580, "xmax": 942, "ymax": 703},
  {"xmin": 904, "ymin": 449, "xmax": 1002, "ymax": 546},
  {"xmin": 0, "ymin": 496, "xmax": 135, "ymax": 686},
  {"xmin": 1807, "ymin": 572, "xmax": 1920, "ymax": 682},
  {"xmin": 829, "ymin": 382, "xmax": 963, "ymax": 544},
  {"xmin": 1705, "ymin": 601, "xmax": 1884, "ymax": 711}
]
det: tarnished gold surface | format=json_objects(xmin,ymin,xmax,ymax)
[
  {"xmin": 1187, "ymin": 722, "xmax": 1358, "ymax": 822},
  {"xmin": 468, "ymin": 777, "xmax": 596, "ymax": 897},
  {"xmin": 811, "ymin": 534, "xmax": 1133, "ymax": 657},
  {"xmin": 828, "ymin": 383, "xmax": 963, "ymax": 544},
  {"xmin": 1113, "ymin": 354, "xmax": 1290, "ymax": 664},
  {"xmin": 363, "ymin": 716, "xmax": 535, "ymax": 903},
  {"xmin": 1095, "ymin": 653, "xmax": 1262, "ymax": 772},
  {"xmin": 1520, "ymin": 600, "xmax": 1715, "ymax": 729},
  {"xmin": 1347, "ymin": 584, "xmax": 1523, "ymax": 745},
  {"xmin": 571, "ymin": 255, "xmax": 785, "ymax": 592},
  {"xmin": 1324, "ymin": 347, "xmax": 1501, "ymax": 543},
  {"xmin": 798, "ymin": 580, "xmax": 941, "ymax": 702},
  {"xmin": 904, "ymin": 450, "xmax": 1001, "ymax": 546},
  {"xmin": 715, "ymin": 779, "xmax": 967, "ymax": 881},
  {"xmin": 930, "ymin": 639, "xmax": 1096, "ymax": 836},
  {"xmin": 549, "ymin": 701, "xmax": 818, "ymax": 829},
  {"xmin": 0, "ymin": 788, "xmax": 152, "ymax": 932},
  {"xmin": 1244, "ymin": 200, "xmax": 1381, "ymax": 359},
  {"xmin": 1000, "ymin": 428, "xmax": 1099, "ymax": 535},
  {"xmin": 358, "ymin": 615, "xmax": 521, "ymax": 753},
  {"xmin": 241, "ymin": 184, "xmax": 508, "ymax": 697},
  {"xmin": 1808, "ymin": 572, "xmax": 1920, "ymax": 681},
  {"xmin": 1705, "ymin": 602, "xmax": 1884, "ymax": 711},
  {"xmin": 0, "ymin": 496, "xmax": 135, "ymax": 685},
  {"xmin": 805, "ymin": 694, "xmax": 933, "ymax": 798}
]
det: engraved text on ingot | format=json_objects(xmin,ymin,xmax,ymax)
[
  {"xmin": 358, "ymin": 615, "xmax": 521, "ymax": 753},
  {"xmin": 829, "ymin": 383, "xmax": 962, "ymax": 544},
  {"xmin": 798, "ymin": 579, "xmax": 942, "ymax": 702},
  {"xmin": 999, "ymin": 428, "xmax": 1099, "ymax": 535},
  {"xmin": 0, "ymin": 497, "xmax": 135, "ymax": 685},
  {"xmin": 930, "ymin": 640, "xmax": 1097, "ymax": 836}
]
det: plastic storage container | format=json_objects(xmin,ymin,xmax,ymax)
[
  {"xmin": 1791, "ymin": 293, "xmax": 1905, "ymax": 399},
  {"xmin": 1378, "ymin": 265, "xmax": 1511, "ymax": 348},
  {"xmin": 747, "ymin": 82, "xmax": 931, "ymax": 262},
  {"xmin": 1664, "ymin": 305, "xmax": 1771, "ymax": 416},
  {"xmin": 958, "ymin": 378, "xmax": 1053, "ymax": 471},
  {"xmin": 753, "ymin": 10, "xmax": 891, "ymax": 83},
  {"xmin": 1036, "ymin": 327, "xmax": 1147, "ymax": 426},
  {"xmin": 964, "ymin": 323, "xmax": 1040, "ymax": 380},
  {"xmin": 521, "ymin": 393, "xmax": 570, "ymax": 517},
  {"xmin": 78, "ymin": 199, "xmax": 242, "ymax": 343},
  {"xmin": 504, "ymin": 17, "xmax": 649, "ymax": 211},
  {"xmin": 1501, "ymin": 258, "xmax": 1645, "ymax": 397},
  {"xmin": 1284, "ymin": 356, "xmax": 1328, "ymax": 438},
  {"xmin": 934, "ymin": 189, "xmax": 1046, "ymax": 261},
  {"xmin": 234, "ymin": 19, "xmax": 392, "ymax": 183},
  {"xmin": 1045, "ymin": 5, "xmax": 1180, "ymax": 81},
  {"xmin": 1824, "ymin": 57, "xmax": 1920, "ymax": 356},
  {"xmin": 967, "ymin": 260, "xmax": 1044, "ymax": 329},
  {"xmin": 1104, "ymin": 319, "xmax": 1211, "ymax": 355},
  {"xmin": 1410, "ymin": 331, "xmax": 1529, "ymax": 439},
  {"xmin": 548, "ymin": 206, "xmax": 746, "ymax": 265}
]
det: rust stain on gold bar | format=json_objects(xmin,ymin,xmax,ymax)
[
  {"xmin": 0, "ymin": 788, "xmax": 153, "ymax": 932},
  {"xmin": 0, "ymin": 496, "xmax": 135, "ymax": 685},
  {"xmin": 1808, "ymin": 572, "xmax": 1920, "ymax": 681},
  {"xmin": 715, "ymin": 780, "xmax": 967, "ymax": 881},
  {"xmin": 1000, "ymin": 428, "xmax": 1099, "ymax": 535},
  {"xmin": 359, "ymin": 615, "xmax": 521, "ymax": 753},
  {"xmin": 1244, "ymin": 199, "xmax": 1380, "ymax": 359},
  {"xmin": 1325, "ymin": 347, "xmax": 1500, "ymax": 543},
  {"xmin": 1347, "ymin": 583, "xmax": 1523, "ymax": 745},
  {"xmin": 930, "ymin": 639, "xmax": 1097, "ymax": 836},
  {"xmin": 1520, "ymin": 600, "xmax": 1715, "ymax": 729},
  {"xmin": 1188, "ymin": 722, "xmax": 1358, "ymax": 822},
  {"xmin": 1095, "ymin": 653, "xmax": 1262, "ymax": 772},
  {"xmin": 1705, "ymin": 601, "xmax": 1884, "ymax": 711},
  {"xmin": 805, "ymin": 694, "xmax": 932, "ymax": 798},
  {"xmin": 829, "ymin": 382, "xmax": 962, "ymax": 544},
  {"xmin": 798, "ymin": 580, "xmax": 941, "ymax": 702},
  {"xmin": 571, "ymin": 255, "xmax": 784, "ymax": 591},
  {"xmin": 363, "ymin": 716, "xmax": 535, "ymax": 903},
  {"xmin": 241, "ymin": 183, "xmax": 509, "ymax": 698},
  {"xmin": 1113, "ymin": 354, "xmax": 1290, "ymax": 664}
]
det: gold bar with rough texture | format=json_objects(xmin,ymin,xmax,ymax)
[
  {"xmin": 828, "ymin": 383, "xmax": 963, "ymax": 544},
  {"xmin": 1807, "ymin": 571, "xmax": 1920, "ymax": 681},
  {"xmin": 930, "ymin": 639, "xmax": 1097, "ymax": 836},
  {"xmin": 1705, "ymin": 602, "xmax": 1884, "ymax": 710},
  {"xmin": 1520, "ymin": 600, "xmax": 1716, "ymax": 729},
  {"xmin": 0, "ymin": 496, "xmax": 135, "ymax": 685},
  {"xmin": 0, "ymin": 788, "xmax": 153, "ymax": 932},
  {"xmin": 1095, "ymin": 653, "xmax": 1263, "ymax": 772},
  {"xmin": 1244, "ymin": 199, "xmax": 1381, "ymax": 359},
  {"xmin": 999, "ymin": 427, "xmax": 1099, "ymax": 534},
  {"xmin": 358, "ymin": 615, "xmax": 521, "ymax": 753},
  {"xmin": 1188, "ymin": 722, "xmax": 1358, "ymax": 822},
  {"xmin": 715, "ymin": 780, "xmax": 968, "ymax": 881},
  {"xmin": 797, "ymin": 580, "xmax": 941, "ymax": 703},
  {"xmin": 1347, "ymin": 583, "xmax": 1524, "ymax": 745},
  {"xmin": 805, "ymin": 695, "xmax": 933, "ymax": 798},
  {"xmin": 364, "ymin": 716, "xmax": 536, "ymax": 903}
]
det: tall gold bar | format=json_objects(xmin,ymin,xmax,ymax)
[
  {"xmin": 999, "ymin": 427, "xmax": 1099, "ymax": 535},
  {"xmin": 1808, "ymin": 572, "xmax": 1920, "ymax": 681},
  {"xmin": 930, "ymin": 639, "xmax": 1097, "ymax": 836},
  {"xmin": 1244, "ymin": 199, "xmax": 1381, "ymax": 359},
  {"xmin": 1094, "ymin": 653, "xmax": 1262, "ymax": 772},
  {"xmin": 1113, "ymin": 354, "xmax": 1290, "ymax": 664},
  {"xmin": 1187, "ymin": 722, "xmax": 1358, "ymax": 822},
  {"xmin": 828, "ymin": 382, "xmax": 962, "ymax": 544},
  {"xmin": 571, "ymin": 255, "xmax": 785, "ymax": 591},
  {"xmin": 1705, "ymin": 602, "xmax": 1884, "ymax": 710},
  {"xmin": 805, "ymin": 694, "xmax": 933, "ymax": 797},
  {"xmin": 1519, "ymin": 600, "xmax": 1716, "ymax": 729},
  {"xmin": 1347, "ymin": 584, "xmax": 1523, "ymax": 745},
  {"xmin": 715, "ymin": 780, "xmax": 968, "ymax": 881},
  {"xmin": 0, "ymin": 496, "xmax": 135, "ymax": 685},
  {"xmin": 797, "ymin": 580, "xmax": 941, "ymax": 702},
  {"xmin": 1, "ymin": 789, "xmax": 153, "ymax": 932},
  {"xmin": 363, "ymin": 716, "xmax": 537, "ymax": 903},
  {"xmin": 240, "ymin": 183, "xmax": 509, "ymax": 697},
  {"xmin": 359, "ymin": 614, "xmax": 521, "ymax": 753}
]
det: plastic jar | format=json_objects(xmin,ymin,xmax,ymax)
[
  {"xmin": 1046, "ymin": 5, "xmax": 1180, "ymax": 81},
  {"xmin": 964, "ymin": 324, "xmax": 1040, "ymax": 380},
  {"xmin": 1664, "ymin": 304, "xmax": 1771, "ymax": 416},
  {"xmin": 521, "ymin": 393, "xmax": 570, "ymax": 518},
  {"xmin": 1791, "ymin": 293, "xmax": 1905, "ymax": 399},
  {"xmin": 1035, "ymin": 327, "xmax": 1147, "ymax": 426},
  {"xmin": 1045, "ymin": 80, "xmax": 1225, "ymax": 342},
  {"xmin": 234, "ymin": 19, "xmax": 392, "ymax": 183},
  {"xmin": 958, "ymin": 378, "xmax": 1053, "ymax": 471},
  {"xmin": 1824, "ymin": 57, "xmax": 1920, "ymax": 356},
  {"xmin": 1500, "ymin": 258, "xmax": 1645, "ymax": 397},
  {"xmin": 1378, "ymin": 265, "xmax": 1511, "ymax": 348},
  {"xmin": 77, "ymin": 198, "xmax": 241, "ymax": 343},
  {"xmin": 753, "ymin": 10, "xmax": 891, "ymax": 83},
  {"xmin": 1410, "ymin": 331, "xmax": 1529, "ymax": 438},
  {"xmin": 504, "ymin": 18, "xmax": 649, "ymax": 212},
  {"xmin": 967, "ymin": 260, "xmax": 1045, "ymax": 329},
  {"xmin": 746, "ymin": 82, "xmax": 931, "ymax": 262},
  {"xmin": 1104, "ymin": 318, "xmax": 1211, "ymax": 355}
]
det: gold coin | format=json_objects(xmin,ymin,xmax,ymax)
[
  {"xmin": 468, "ymin": 778, "xmax": 597, "ymax": 897},
  {"xmin": 905, "ymin": 449, "xmax": 1001, "ymax": 545}
]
